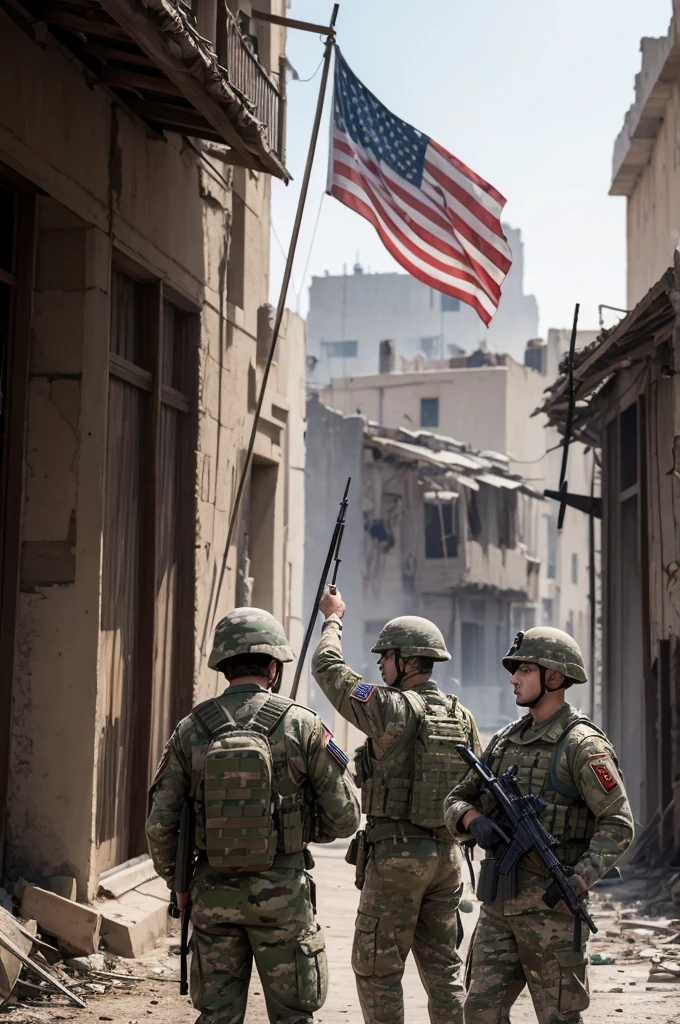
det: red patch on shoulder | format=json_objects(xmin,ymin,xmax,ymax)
[
  {"xmin": 152, "ymin": 742, "xmax": 170, "ymax": 785},
  {"xmin": 590, "ymin": 761, "xmax": 618, "ymax": 792}
]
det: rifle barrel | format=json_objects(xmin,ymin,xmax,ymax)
[{"xmin": 290, "ymin": 477, "xmax": 351, "ymax": 700}]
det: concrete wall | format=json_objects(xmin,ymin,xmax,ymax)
[
  {"xmin": 1, "ymin": 9, "xmax": 304, "ymax": 897},
  {"xmin": 306, "ymin": 225, "xmax": 538, "ymax": 386},
  {"xmin": 609, "ymin": 2, "xmax": 680, "ymax": 305}
]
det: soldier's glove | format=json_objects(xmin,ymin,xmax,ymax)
[
  {"xmin": 468, "ymin": 815, "xmax": 511, "ymax": 851},
  {"xmin": 543, "ymin": 874, "xmax": 586, "ymax": 912}
]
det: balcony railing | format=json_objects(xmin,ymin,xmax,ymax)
[{"xmin": 218, "ymin": 5, "xmax": 285, "ymax": 165}]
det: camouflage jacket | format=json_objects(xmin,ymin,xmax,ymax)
[
  {"xmin": 311, "ymin": 616, "xmax": 481, "ymax": 762},
  {"xmin": 444, "ymin": 702, "xmax": 634, "ymax": 909},
  {"xmin": 146, "ymin": 683, "xmax": 360, "ymax": 884}
]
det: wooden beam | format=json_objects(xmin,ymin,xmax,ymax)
[
  {"xmin": 96, "ymin": 0, "xmax": 263, "ymax": 166},
  {"xmin": 99, "ymin": 66, "xmax": 182, "ymax": 97},
  {"xmin": 37, "ymin": 6, "xmax": 130, "ymax": 39},
  {"xmin": 251, "ymin": 9, "xmax": 335, "ymax": 36},
  {"xmin": 83, "ymin": 41, "xmax": 154, "ymax": 66}
]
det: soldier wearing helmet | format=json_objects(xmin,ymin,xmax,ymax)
[
  {"xmin": 146, "ymin": 607, "xmax": 360, "ymax": 1024},
  {"xmin": 313, "ymin": 589, "xmax": 481, "ymax": 1024},
  {"xmin": 444, "ymin": 626, "xmax": 634, "ymax": 1024}
]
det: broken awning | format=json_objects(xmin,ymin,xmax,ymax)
[{"xmin": 26, "ymin": 0, "xmax": 289, "ymax": 179}]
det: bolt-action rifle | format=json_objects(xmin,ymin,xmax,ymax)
[
  {"xmin": 290, "ymin": 477, "xmax": 351, "ymax": 700},
  {"xmin": 456, "ymin": 745, "xmax": 598, "ymax": 951},
  {"xmin": 172, "ymin": 799, "xmax": 196, "ymax": 995}
]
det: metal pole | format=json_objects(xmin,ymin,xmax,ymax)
[
  {"xmin": 557, "ymin": 302, "xmax": 580, "ymax": 530},
  {"xmin": 207, "ymin": 5, "xmax": 339, "ymax": 636}
]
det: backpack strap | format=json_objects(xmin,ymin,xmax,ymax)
[
  {"xmin": 549, "ymin": 716, "xmax": 603, "ymax": 798},
  {"xmin": 248, "ymin": 694, "xmax": 295, "ymax": 737},
  {"xmin": 192, "ymin": 694, "xmax": 293, "ymax": 741},
  {"xmin": 191, "ymin": 698, "xmax": 237, "ymax": 740}
]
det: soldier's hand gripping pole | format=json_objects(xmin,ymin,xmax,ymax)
[
  {"xmin": 290, "ymin": 477, "xmax": 351, "ymax": 700},
  {"xmin": 456, "ymin": 746, "xmax": 597, "ymax": 952},
  {"xmin": 173, "ymin": 799, "xmax": 196, "ymax": 996}
]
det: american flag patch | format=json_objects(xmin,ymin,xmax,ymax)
[
  {"xmin": 322, "ymin": 725, "xmax": 350, "ymax": 768},
  {"xmin": 351, "ymin": 682, "xmax": 377, "ymax": 702}
]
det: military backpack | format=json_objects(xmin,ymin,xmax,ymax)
[{"xmin": 191, "ymin": 694, "xmax": 293, "ymax": 872}]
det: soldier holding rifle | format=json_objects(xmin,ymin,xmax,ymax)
[{"xmin": 445, "ymin": 627, "xmax": 634, "ymax": 1024}]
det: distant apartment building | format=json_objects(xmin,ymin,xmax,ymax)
[
  {"xmin": 319, "ymin": 342, "xmax": 597, "ymax": 701},
  {"xmin": 306, "ymin": 225, "xmax": 538, "ymax": 386},
  {"xmin": 304, "ymin": 396, "xmax": 544, "ymax": 736},
  {"xmin": 543, "ymin": 2, "xmax": 680, "ymax": 860}
]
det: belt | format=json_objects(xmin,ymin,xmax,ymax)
[{"xmin": 366, "ymin": 818, "xmax": 454, "ymax": 844}]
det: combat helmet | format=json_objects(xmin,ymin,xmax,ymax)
[
  {"xmin": 502, "ymin": 627, "xmax": 587, "ymax": 684},
  {"xmin": 208, "ymin": 607, "xmax": 295, "ymax": 669},
  {"xmin": 371, "ymin": 616, "xmax": 451, "ymax": 662}
]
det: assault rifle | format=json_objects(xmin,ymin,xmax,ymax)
[
  {"xmin": 172, "ymin": 800, "xmax": 196, "ymax": 995},
  {"xmin": 456, "ymin": 745, "xmax": 597, "ymax": 951}
]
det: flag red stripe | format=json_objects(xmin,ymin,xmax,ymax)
[
  {"xmin": 335, "ymin": 138, "xmax": 454, "ymax": 238},
  {"xmin": 334, "ymin": 134, "xmax": 509, "ymax": 287},
  {"xmin": 330, "ymin": 185, "xmax": 493, "ymax": 324},
  {"xmin": 331, "ymin": 176, "xmax": 496, "ymax": 311},
  {"xmin": 429, "ymin": 138, "xmax": 507, "ymax": 208},
  {"xmin": 334, "ymin": 159, "xmax": 501, "ymax": 302},
  {"xmin": 422, "ymin": 164, "xmax": 512, "ymax": 273},
  {"xmin": 423, "ymin": 157, "xmax": 511, "ymax": 259}
]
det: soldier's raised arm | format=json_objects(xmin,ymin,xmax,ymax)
[{"xmin": 311, "ymin": 608, "xmax": 413, "ymax": 745}]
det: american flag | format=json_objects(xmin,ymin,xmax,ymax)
[{"xmin": 327, "ymin": 49, "xmax": 512, "ymax": 325}]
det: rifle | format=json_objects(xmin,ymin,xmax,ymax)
[
  {"xmin": 173, "ymin": 799, "xmax": 196, "ymax": 995},
  {"xmin": 456, "ymin": 745, "xmax": 598, "ymax": 951},
  {"xmin": 290, "ymin": 477, "xmax": 351, "ymax": 700}
]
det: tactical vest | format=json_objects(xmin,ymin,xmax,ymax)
[
  {"xmin": 483, "ymin": 711, "xmax": 606, "ymax": 868},
  {"xmin": 359, "ymin": 688, "xmax": 471, "ymax": 828},
  {"xmin": 188, "ymin": 693, "xmax": 314, "ymax": 862}
]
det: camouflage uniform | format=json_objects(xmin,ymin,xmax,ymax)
[
  {"xmin": 147, "ymin": 609, "xmax": 361, "ymax": 1024},
  {"xmin": 444, "ymin": 627, "xmax": 634, "ymax": 1024},
  {"xmin": 312, "ymin": 614, "xmax": 482, "ymax": 1024}
]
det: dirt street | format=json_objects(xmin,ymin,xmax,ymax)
[{"xmin": 2, "ymin": 843, "xmax": 679, "ymax": 1024}]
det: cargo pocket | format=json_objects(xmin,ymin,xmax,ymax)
[
  {"xmin": 555, "ymin": 950, "xmax": 589, "ymax": 1013},
  {"xmin": 351, "ymin": 912, "xmax": 402, "ymax": 978},
  {"xmin": 295, "ymin": 926, "xmax": 328, "ymax": 1012}
]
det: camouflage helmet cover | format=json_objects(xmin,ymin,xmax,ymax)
[
  {"xmin": 502, "ymin": 626, "xmax": 587, "ymax": 683},
  {"xmin": 371, "ymin": 615, "xmax": 451, "ymax": 661},
  {"xmin": 208, "ymin": 607, "xmax": 295, "ymax": 669}
]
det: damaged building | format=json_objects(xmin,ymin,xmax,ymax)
[
  {"xmin": 0, "ymin": 0, "xmax": 306, "ymax": 948},
  {"xmin": 304, "ymin": 395, "xmax": 544, "ymax": 740},
  {"xmin": 542, "ymin": 6, "xmax": 680, "ymax": 862}
]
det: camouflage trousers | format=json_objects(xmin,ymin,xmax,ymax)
[
  {"xmin": 465, "ymin": 904, "xmax": 589, "ymax": 1024},
  {"xmin": 352, "ymin": 837, "xmax": 464, "ymax": 1024},
  {"xmin": 189, "ymin": 856, "xmax": 328, "ymax": 1024}
]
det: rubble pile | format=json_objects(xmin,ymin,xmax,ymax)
[
  {"xmin": 0, "ymin": 885, "xmax": 180, "ymax": 1019},
  {"xmin": 585, "ymin": 872, "xmax": 680, "ymax": 989}
]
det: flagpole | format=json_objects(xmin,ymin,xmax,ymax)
[{"xmin": 206, "ymin": 4, "xmax": 339, "ymax": 644}]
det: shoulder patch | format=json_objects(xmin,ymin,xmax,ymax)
[
  {"xmin": 351, "ymin": 682, "xmax": 377, "ymax": 702},
  {"xmin": 589, "ymin": 759, "xmax": 618, "ymax": 793},
  {"xmin": 322, "ymin": 724, "xmax": 350, "ymax": 769},
  {"xmin": 152, "ymin": 740, "xmax": 171, "ymax": 785}
]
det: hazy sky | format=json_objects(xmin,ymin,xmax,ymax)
[{"xmin": 269, "ymin": 0, "xmax": 672, "ymax": 338}]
